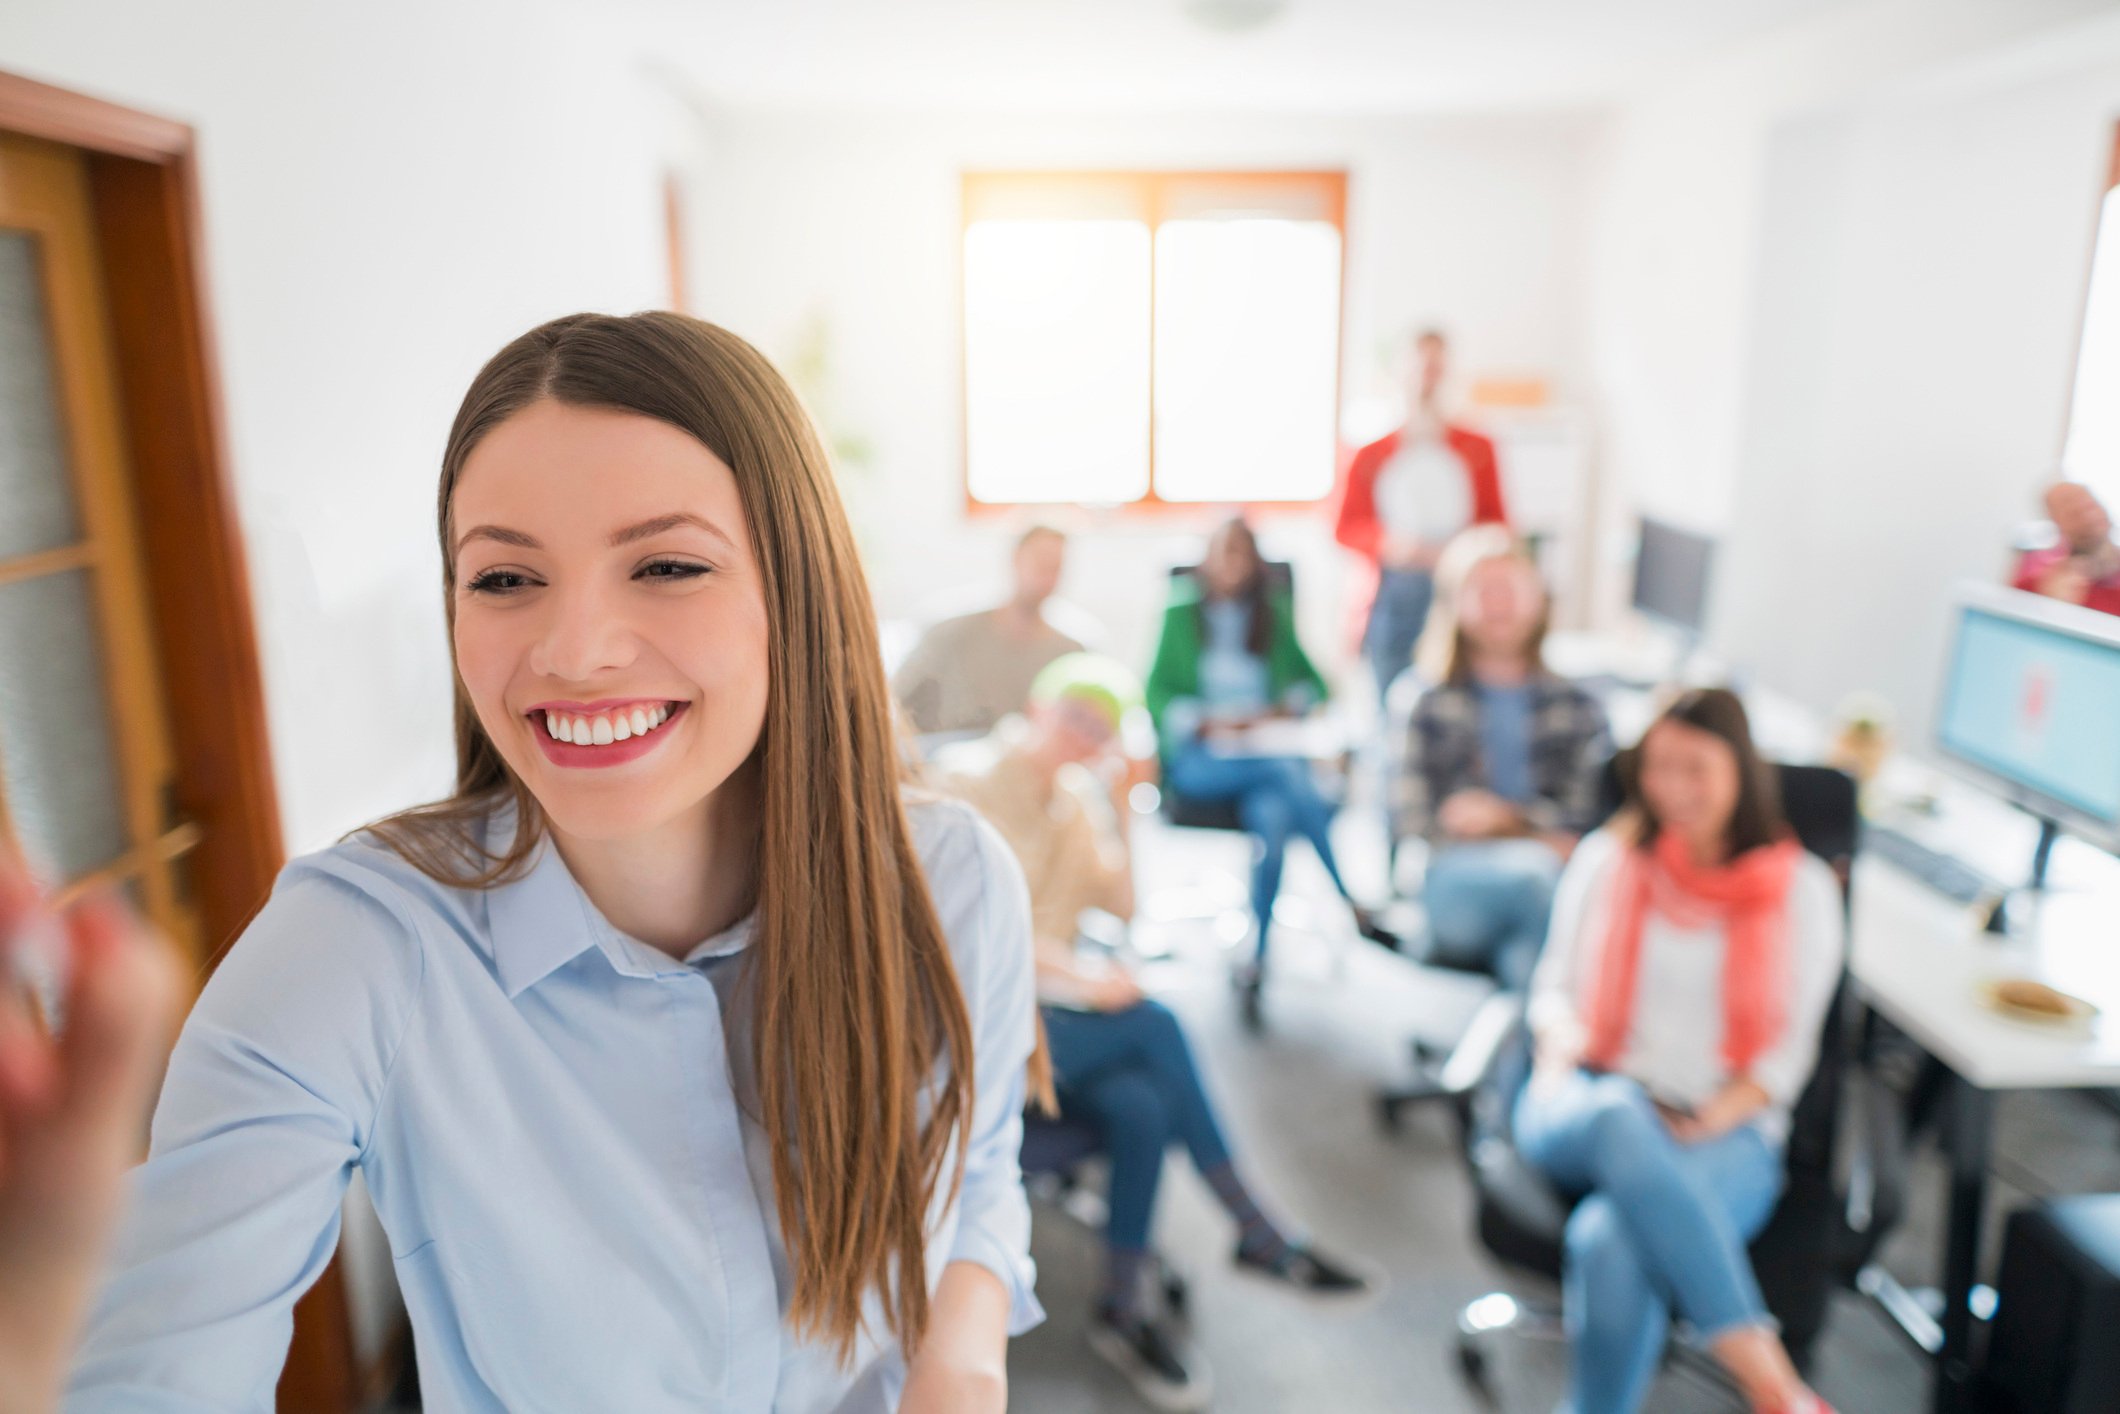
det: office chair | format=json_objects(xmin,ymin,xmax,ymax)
[
  {"xmin": 1019, "ymin": 1106, "xmax": 1192, "ymax": 1324},
  {"xmin": 1156, "ymin": 556, "xmax": 1299, "ymax": 844},
  {"xmin": 1153, "ymin": 559, "xmax": 1295, "ymax": 846},
  {"xmin": 1448, "ymin": 763, "xmax": 1887, "ymax": 1398}
]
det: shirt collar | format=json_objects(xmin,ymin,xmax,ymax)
[{"xmin": 483, "ymin": 799, "xmax": 757, "ymax": 997}]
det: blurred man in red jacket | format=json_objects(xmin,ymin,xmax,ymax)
[
  {"xmin": 2014, "ymin": 480, "xmax": 2120, "ymax": 617},
  {"xmin": 1335, "ymin": 328, "xmax": 1508, "ymax": 699}
]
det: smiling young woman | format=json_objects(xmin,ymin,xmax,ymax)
[{"xmin": 65, "ymin": 312, "xmax": 1043, "ymax": 1412}]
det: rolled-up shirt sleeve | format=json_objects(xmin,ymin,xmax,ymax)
[
  {"xmin": 942, "ymin": 812, "xmax": 1045, "ymax": 1336},
  {"xmin": 67, "ymin": 865, "xmax": 425, "ymax": 1412}
]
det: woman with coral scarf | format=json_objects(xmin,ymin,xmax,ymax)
[{"xmin": 1517, "ymin": 689, "xmax": 1844, "ymax": 1414}]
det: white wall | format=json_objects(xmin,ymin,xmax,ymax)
[
  {"xmin": 1717, "ymin": 20, "xmax": 2120, "ymax": 742},
  {"xmin": 0, "ymin": 0, "xmax": 677, "ymax": 857},
  {"xmin": 1586, "ymin": 0, "xmax": 2119, "ymax": 531},
  {"xmin": 677, "ymin": 106, "xmax": 1605, "ymax": 682},
  {"xmin": 1579, "ymin": 0, "xmax": 2120, "ymax": 740}
]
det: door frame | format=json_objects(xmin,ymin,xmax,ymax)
[{"xmin": 0, "ymin": 70, "xmax": 359, "ymax": 1414}]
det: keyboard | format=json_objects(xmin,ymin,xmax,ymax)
[{"xmin": 1864, "ymin": 824, "xmax": 2003, "ymax": 907}]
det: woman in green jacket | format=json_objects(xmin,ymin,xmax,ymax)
[{"xmin": 1147, "ymin": 518, "xmax": 1373, "ymax": 1001}]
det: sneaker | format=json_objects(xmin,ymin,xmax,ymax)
[
  {"xmin": 1086, "ymin": 1305, "xmax": 1213, "ymax": 1412},
  {"xmin": 1231, "ymin": 963, "xmax": 1265, "ymax": 1031},
  {"xmin": 1350, "ymin": 904, "xmax": 1401, "ymax": 951},
  {"xmin": 1232, "ymin": 1240, "xmax": 1379, "ymax": 1302}
]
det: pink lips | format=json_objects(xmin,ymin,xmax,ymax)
[{"xmin": 528, "ymin": 701, "xmax": 688, "ymax": 769}]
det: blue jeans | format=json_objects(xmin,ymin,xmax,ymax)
[
  {"xmin": 1422, "ymin": 839, "xmax": 1564, "ymax": 991},
  {"xmin": 1164, "ymin": 745, "xmax": 1351, "ymax": 962},
  {"xmin": 1514, "ymin": 1071, "xmax": 1785, "ymax": 1414},
  {"xmin": 1044, "ymin": 999, "xmax": 1235, "ymax": 1252},
  {"xmin": 1365, "ymin": 567, "xmax": 1435, "ymax": 700}
]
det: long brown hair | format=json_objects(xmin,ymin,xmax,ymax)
[
  {"xmin": 1414, "ymin": 524, "xmax": 1550, "ymax": 687},
  {"xmin": 1616, "ymin": 687, "xmax": 1787, "ymax": 859},
  {"xmin": 1193, "ymin": 515, "xmax": 1275, "ymax": 657},
  {"xmin": 361, "ymin": 312, "xmax": 976, "ymax": 1360}
]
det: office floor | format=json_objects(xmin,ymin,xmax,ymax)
[{"xmin": 1005, "ymin": 811, "xmax": 2120, "ymax": 1414}]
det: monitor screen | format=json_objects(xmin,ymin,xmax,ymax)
[
  {"xmin": 1937, "ymin": 595, "xmax": 2120, "ymax": 829},
  {"xmin": 1632, "ymin": 517, "xmax": 1715, "ymax": 634}
]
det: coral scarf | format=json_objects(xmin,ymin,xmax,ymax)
[{"xmin": 1583, "ymin": 831, "xmax": 1803, "ymax": 1076}]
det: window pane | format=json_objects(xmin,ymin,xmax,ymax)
[
  {"xmin": 0, "ymin": 568, "xmax": 129, "ymax": 882},
  {"xmin": 1152, "ymin": 218, "xmax": 1341, "ymax": 504},
  {"xmin": 2063, "ymin": 185, "xmax": 2120, "ymax": 509},
  {"xmin": 0, "ymin": 231, "xmax": 85, "ymax": 560},
  {"xmin": 964, "ymin": 219, "xmax": 1150, "ymax": 505}
]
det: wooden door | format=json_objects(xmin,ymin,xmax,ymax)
[
  {"xmin": 0, "ymin": 131, "xmax": 203, "ymax": 970},
  {"xmin": 0, "ymin": 79, "xmax": 355, "ymax": 1408}
]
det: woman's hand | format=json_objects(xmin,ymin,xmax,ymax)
[
  {"xmin": 1438, "ymin": 789, "xmax": 1523, "ymax": 841},
  {"xmin": 1085, "ymin": 968, "xmax": 1145, "ymax": 1014},
  {"xmin": 1529, "ymin": 1028, "xmax": 1584, "ymax": 1095},
  {"xmin": 1666, "ymin": 1078, "xmax": 1770, "ymax": 1145},
  {"xmin": 0, "ymin": 845, "xmax": 182, "ymax": 1411},
  {"xmin": 900, "ymin": 1263, "xmax": 1009, "ymax": 1414}
]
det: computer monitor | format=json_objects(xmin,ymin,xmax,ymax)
[
  {"xmin": 1632, "ymin": 516, "xmax": 1716, "ymax": 636},
  {"xmin": 1935, "ymin": 583, "xmax": 2120, "ymax": 863}
]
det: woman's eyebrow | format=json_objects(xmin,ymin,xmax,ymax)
[
  {"xmin": 454, "ymin": 513, "xmax": 734, "ymax": 559},
  {"xmin": 456, "ymin": 524, "xmax": 540, "ymax": 555},
  {"xmin": 609, "ymin": 512, "xmax": 735, "ymax": 551}
]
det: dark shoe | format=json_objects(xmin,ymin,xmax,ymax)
[
  {"xmin": 1086, "ymin": 1305, "xmax": 1213, "ymax": 1411},
  {"xmin": 1232, "ymin": 1240, "xmax": 1380, "ymax": 1302},
  {"xmin": 1350, "ymin": 904, "xmax": 1401, "ymax": 951},
  {"xmin": 1232, "ymin": 962, "xmax": 1265, "ymax": 1032}
]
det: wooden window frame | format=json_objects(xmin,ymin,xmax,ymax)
[{"xmin": 958, "ymin": 168, "xmax": 1349, "ymax": 521}]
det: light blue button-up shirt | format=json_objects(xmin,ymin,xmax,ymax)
[{"xmin": 66, "ymin": 793, "xmax": 1043, "ymax": 1412}]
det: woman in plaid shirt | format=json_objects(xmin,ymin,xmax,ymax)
[{"xmin": 1391, "ymin": 528, "xmax": 1611, "ymax": 989}]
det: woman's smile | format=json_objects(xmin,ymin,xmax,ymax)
[{"xmin": 525, "ymin": 697, "xmax": 690, "ymax": 768}]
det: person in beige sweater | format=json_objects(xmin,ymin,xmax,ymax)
[{"xmin": 936, "ymin": 655, "xmax": 1370, "ymax": 1412}]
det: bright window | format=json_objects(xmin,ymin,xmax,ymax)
[{"xmin": 961, "ymin": 171, "xmax": 1345, "ymax": 507}]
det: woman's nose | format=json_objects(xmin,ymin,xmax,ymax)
[{"xmin": 528, "ymin": 583, "xmax": 637, "ymax": 682}]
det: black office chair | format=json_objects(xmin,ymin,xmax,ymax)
[
  {"xmin": 1019, "ymin": 1106, "xmax": 1192, "ymax": 1323},
  {"xmin": 1450, "ymin": 763, "xmax": 1883, "ymax": 1397},
  {"xmin": 1156, "ymin": 558, "xmax": 1298, "ymax": 834}
]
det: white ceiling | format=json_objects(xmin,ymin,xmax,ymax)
[{"xmin": 608, "ymin": 0, "xmax": 1858, "ymax": 113}]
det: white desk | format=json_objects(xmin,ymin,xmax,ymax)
[
  {"xmin": 1851, "ymin": 862, "xmax": 2120, "ymax": 1092},
  {"xmin": 1844, "ymin": 782, "xmax": 2120, "ymax": 1413}
]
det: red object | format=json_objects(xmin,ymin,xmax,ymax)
[
  {"xmin": 2012, "ymin": 546, "xmax": 2120, "ymax": 617},
  {"xmin": 1332, "ymin": 424, "xmax": 1509, "ymax": 636},
  {"xmin": 1582, "ymin": 832, "xmax": 1804, "ymax": 1078}
]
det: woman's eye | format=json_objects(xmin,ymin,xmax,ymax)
[
  {"xmin": 639, "ymin": 560, "xmax": 710, "ymax": 583},
  {"xmin": 465, "ymin": 569, "xmax": 534, "ymax": 595}
]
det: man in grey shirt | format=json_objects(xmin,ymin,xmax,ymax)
[{"xmin": 894, "ymin": 525, "xmax": 1086, "ymax": 736}]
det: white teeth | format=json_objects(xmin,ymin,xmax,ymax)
[{"xmin": 544, "ymin": 704, "xmax": 677, "ymax": 747}]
